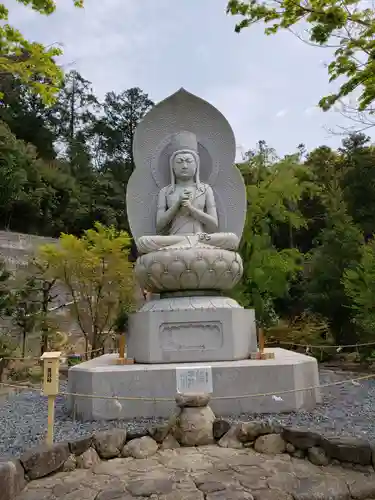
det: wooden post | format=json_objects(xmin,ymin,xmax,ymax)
[
  {"xmin": 259, "ymin": 328, "xmax": 265, "ymax": 354},
  {"xmin": 115, "ymin": 334, "xmax": 134, "ymax": 365},
  {"xmin": 40, "ymin": 351, "xmax": 61, "ymax": 445},
  {"xmin": 47, "ymin": 395, "xmax": 55, "ymax": 445},
  {"xmin": 119, "ymin": 334, "xmax": 125, "ymax": 359},
  {"xmin": 249, "ymin": 328, "xmax": 275, "ymax": 360}
]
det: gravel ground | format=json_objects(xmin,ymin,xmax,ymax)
[{"xmin": 1, "ymin": 369, "xmax": 375, "ymax": 460}]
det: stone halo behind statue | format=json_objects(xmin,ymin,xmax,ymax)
[{"xmin": 127, "ymin": 88, "xmax": 246, "ymax": 242}]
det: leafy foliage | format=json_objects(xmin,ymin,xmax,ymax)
[
  {"xmin": 0, "ymin": 258, "xmax": 12, "ymax": 317},
  {"xmin": 10, "ymin": 275, "xmax": 40, "ymax": 357},
  {"xmin": 0, "ymin": 77, "xmax": 154, "ymax": 236},
  {"xmin": 227, "ymin": 0, "xmax": 375, "ymax": 113},
  {"xmin": 305, "ymin": 205, "xmax": 364, "ymax": 344},
  {"xmin": 235, "ymin": 142, "xmax": 315, "ymax": 326},
  {"xmin": 340, "ymin": 134, "xmax": 375, "ymax": 239},
  {"xmin": 38, "ymin": 223, "xmax": 135, "ymax": 357},
  {"xmin": 1, "ymin": 57, "xmax": 375, "ymax": 357},
  {"xmin": 267, "ymin": 313, "xmax": 334, "ymax": 360},
  {"xmin": 0, "ymin": 1, "xmax": 83, "ymax": 104},
  {"xmin": 343, "ymin": 239, "xmax": 375, "ymax": 342}
]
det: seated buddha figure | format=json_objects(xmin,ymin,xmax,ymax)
[{"xmin": 136, "ymin": 131, "xmax": 240, "ymax": 255}]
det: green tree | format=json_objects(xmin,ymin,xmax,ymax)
[
  {"xmin": 0, "ymin": 0, "xmax": 83, "ymax": 104},
  {"xmin": 39, "ymin": 223, "xmax": 135, "ymax": 357},
  {"xmin": 236, "ymin": 142, "xmax": 314, "ymax": 326},
  {"xmin": 0, "ymin": 120, "xmax": 43, "ymax": 230},
  {"xmin": 295, "ymin": 145, "xmax": 343, "ymax": 254},
  {"xmin": 343, "ymin": 239, "xmax": 375, "ymax": 344},
  {"xmin": 92, "ymin": 87, "xmax": 154, "ymax": 231},
  {"xmin": 26, "ymin": 258, "xmax": 57, "ymax": 355},
  {"xmin": 0, "ymin": 260, "xmax": 15, "ymax": 377},
  {"xmin": 97, "ymin": 87, "xmax": 153, "ymax": 168},
  {"xmin": 0, "ymin": 259, "xmax": 12, "ymax": 318},
  {"xmin": 53, "ymin": 70, "xmax": 99, "ymax": 177},
  {"xmin": 0, "ymin": 79, "xmax": 57, "ymax": 158},
  {"xmin": 0, "ymin": 118, "xmax": 92, "ymax": 236},
  {"xmin": 305, "ymin": 202, "xmax": 364, "ymax": 345},
  {"xmin": 11, "ymin": 275, "xmax": 40, "ymax": 357},
  {"xmin": 339, "ymin": 133, "xmax": 375, "ymax": 239},
  {"xmin": 227, "ymin": 0, "xmax": 375, "ymax": 113}
]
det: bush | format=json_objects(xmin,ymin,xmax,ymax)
[
  {"xmin": 8, "ymin": 363, "xmax": 31, "ymax": 382},
  {"xmin": 266, "ymin": 313, "xmax": 335, "ymax": 361},
  {"xmin": 343, "ymin": 239, "xmax": 375, "ymax": 345},
  {"xmin": 28, "ymin": 365, "xmax": 43, "ymax": 383}
]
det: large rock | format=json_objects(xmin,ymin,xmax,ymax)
[
  {"xmin": 213, "ymin": 419, "xmax": 231, "ymax": 440},
  {"xmin": 321, "ymin": 436, "xmax": 372, "ymax": 465},
  {"xmin": 0, "ymin": 460, "xmax": 26, "ymax": 500},
  {"xmin": 237, "ymin": 421, "xmax": 275, "ymax": 443},
  {"xmin": 121, "ymin": 436, "xmax": 158, "ymax": 459},
  {"xmin": 218, "ymin": 425, "xmax": 243, "ymax": 449},
  {"xmin": 307, "ymin": 446, "xmax": 330, "ymax": 466},
  {"xmin": 76, "ymin": 447, "xmax": 101, "ymax": 468},
  {"xmin": 293, "ymin": 449, "xmax": 305, "ymax": 459},
  {"xmin": 69, "ymin": 435, "xmax": 93, "ymax": 456},
  {"xmin": 286, "ymin": 443, "xmax": 296, "ymax": 454},
  {"xmin": 175, "ymin": 393, "xmax": 211, "ymax": 408},
  {"xmin": 62, "ymin": 454, "xmax": 77, "ymax": 472},
  {"xmin": 20, "ymin": 442, "xmax": 70, "ymax": 480},
  {"xmin": 175, "ymin": 406, "xmax": 216, "ymax": 446},
  {"xmin": 93, "ymin": 429, "xmax": 127, "ymax": 459},
  {"xmin": 160, "ymin": 434, "xmax": 180, "ymax": 450},
  {"xmin": 125, "ymin": 430, "xmax": 147, "ymax": 441},
  {"xmin": 282, "ymin": 427, "xmax": 322, "ymax": 450},
  {"xmin": 254, "ymin": 434, "xmax": 286, "ymax": 455},
  {"xmin": 148, "ymin": 423, "xmax": 170, "ymax": 443}
]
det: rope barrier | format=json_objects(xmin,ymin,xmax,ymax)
[
  {"xmin": 2, "ymin": 344, "xmax": 374, "ymax": 445},
  {"xmin": 3, "ymin": 338, "xmax": 374, "ymax": 362},
  {"xmin": 267, "ymin": 340, "xmax": 375, "ymax": 350},
  {"xmin": 0, "ymin": 347, "xmax": 106, "ymax": 361},
  {"xmin": 1, "ymin": 372, "xmax": 374, "ymax": 402}
]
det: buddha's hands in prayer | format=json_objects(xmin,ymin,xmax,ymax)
[{"xmin": 180, "ymin": 190, "xmax": 193, "ymax": 210}]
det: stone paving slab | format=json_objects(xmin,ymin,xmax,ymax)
[{"xmin": 15, "ymin": 445, "xmax": 375, "ymax": 500}]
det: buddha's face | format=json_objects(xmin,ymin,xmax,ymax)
[{"xmin": 172, "ymin": 151, "xmax": 197, "ymax": 181}]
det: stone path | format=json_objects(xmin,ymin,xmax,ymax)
[{"xmin": 15, "ymin": 445, "xmax": 375, "ymax": 500}]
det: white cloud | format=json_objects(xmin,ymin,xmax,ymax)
[
  {"xmin": 1, "ymin": 0, "xmax": 374, "ymax": 155},
  {"xmin": 275, "ymin": 109, "xmax": 288, "ymax": 118},
  {"xmin": 305, "ymin": 106, "xmax": 319, "ymax": 117}
]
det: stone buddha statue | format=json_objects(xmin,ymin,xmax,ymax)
[
  {"xmin": 127, "ymin": 88, "xmax": 246, "ymax": 294},
  {"xmin": 136, "ymin": 130, "xmax": 239, "ymax": 255}
]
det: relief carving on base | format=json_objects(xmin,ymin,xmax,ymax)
[{"xmin": 159, "ymin": 321, "xmax": 223, "ymax": 351}]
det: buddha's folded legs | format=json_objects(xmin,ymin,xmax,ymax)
[
  {"xmin": 136, "ymin": 235, "xmax": 186, "ymax": 254},
  {"xmin": 136, "ymin": 232, "xmax": 240, "ymax": 254},
  {"xmin": 197, "ymin": 232, "xmax": 239, "ymax": 250}
]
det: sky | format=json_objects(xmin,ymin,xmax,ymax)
[{"xmin": 6, "ymin": 0, "xmax": 374, "ymax": 157}]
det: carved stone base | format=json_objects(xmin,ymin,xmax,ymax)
[{"xmin": 127, "ymin": 302, "xmax": 257, "ymax": 364}]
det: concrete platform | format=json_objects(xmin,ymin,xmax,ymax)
[
  {"xmin": 127, "ymin": 301, "xmax": 257, "ymax": 363},
  {"xmin": 67, "ymin": 348, "xmax": 321, "ymax": 421}
]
